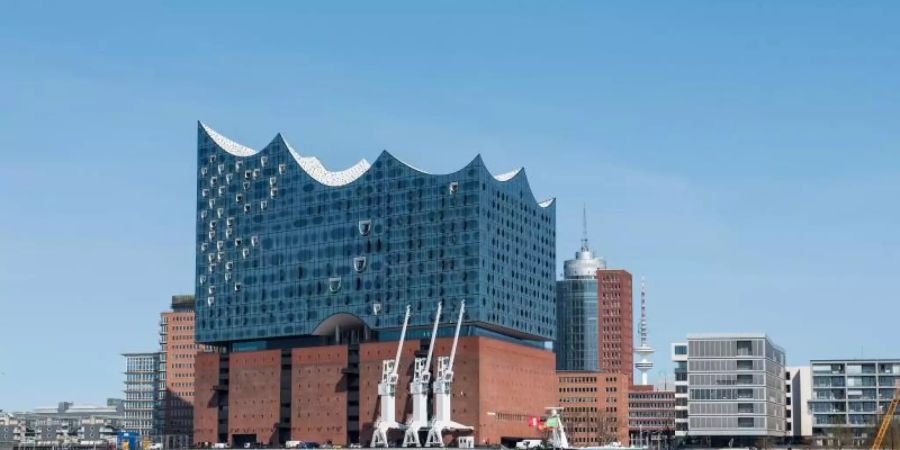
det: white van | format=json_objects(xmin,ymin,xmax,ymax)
[{"xmin": 516, "ymin": 440, "xmax": 543, "ymax": 449}]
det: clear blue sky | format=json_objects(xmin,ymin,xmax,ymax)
[{"xmin": 1, "ymin": 1, "xmax": 898, "ymax": 410}]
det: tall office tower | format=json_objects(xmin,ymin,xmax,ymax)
[
  {"xmin": 158, "ymin": 295, "xmax": 211, "ymax": 449},
  {"xmin": 192, "ymin": 123, "xmax": 558, "ymax": 447},
  {"xmin": 597, "ymin": 267, "xmax": 633, "ymax": 376},
  {"xmin": 555, "ymin": 208, "xmax": 605, "ymax": 370},
  {"xmin": 671, "ymin": 334, "xmax": 787, "ymax": 447},
  {"xmin": 122, "ymin": 352, "xmax": 160, "ymax": 439}
]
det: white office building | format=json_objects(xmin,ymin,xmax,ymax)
[{"xmin": 671, "ymin": 333, "xmax": 787, "ymax": 447}]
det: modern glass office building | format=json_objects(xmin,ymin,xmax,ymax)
[
  {"xmin": 194, "ymin": 122, "xmax": 556, "ymax": 345},
  {"xmin": 555, "ymin": 235, "xmax": 604, "ymax": 370}
]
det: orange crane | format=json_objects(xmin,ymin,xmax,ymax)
[{"xmin": 871, "ymin": 381, "xmax": 900, "ymax": 450}]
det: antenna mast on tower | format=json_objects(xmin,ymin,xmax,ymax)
[{"xmin": 634, "ymin": 276, "xmax": 655, "ymax": 386}]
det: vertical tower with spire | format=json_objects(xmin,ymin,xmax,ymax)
[
  {"xmin": 634, "ymin": 277, "xmax": 655, "ymax": 385},
  {"xmin": 556, "ymin": 205, "xmax": 605, "ymax": 370}
]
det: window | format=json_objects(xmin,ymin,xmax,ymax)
[
  {"xmin": 448, "ymin": 182, "xmax": 459, "ymax": 195},
  {"xmin": 738, "ymin": 417, "xmax": 754, "ymax": 428},
  {"xmin": 358, "ymin": 219, "xmax": 372, "ymax": 236},
  {"xmin": 329, "ymin": 277, "xmax": 342, "ymax": 293},
  {"xmin": 278, "ymin": 163, "xmax": 286, "ymax": 174},
  {"xmin": 353, "ymin": 256, "xmax": 367, "ymax": 272},
  {"xmin": 674, "ymin": 345, "xmax": 687, "ymax": 355},
  {"xmin": 737, "ymin": 360, "xmax": 753, "ymax": 370},
  {"xmin": 736, "ymin": 340, "xmax": 753, "ymax": 355},
  {"xmin": 234, "ymin": 283, "xmax": 242, "ymax": 292}
]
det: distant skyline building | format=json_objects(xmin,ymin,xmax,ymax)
[
  {"xmin": 123, "ymin": 352, "xmax": 160, "ymax": 439},
  {"xmin": 0, "ymin": 402, "xmax": 124, "ymax": 447},
  {"xmin": 555, "ymin": 207, "xmax": 605, "ymax": 371},
  {"xmin": 671, "ymin": 334, "xmax": 787, "ymax": 447}
]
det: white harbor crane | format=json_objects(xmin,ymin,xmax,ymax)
[
  {"xmin": 425, "ymin": 300, "xmax": 473, "ymax": 447},
  {"xmin": 402, "ymin": 302, "xmax": 443, "ymax": 447},
  {"xmin": 371, "ymin": 305, "xmax": 412, "ymax": 448}
]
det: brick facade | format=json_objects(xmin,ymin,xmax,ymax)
[
  {"xmin": 194, "ymin": 336, "xmax": 556, "ymax": 446},
  {"xmin": 228, "ymin": 350, "xmax": 282, "ymax": 445},
  {"xmin": 193, "ymin": 352, "xmax": 221, "ymax": 445},
  {"xmin": 558, "ymin": 371, "xmax": 631, "ymax": 446},
  {"xmin": 597, "ymin": 269, "xmax": 633, "ymax": 376},
  {"xmin": 291, "ymin": 345, "xmax": 349, "ymax": 444}
]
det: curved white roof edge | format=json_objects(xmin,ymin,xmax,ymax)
[
  {"xmin": 493, "ymin": 168, "xmax": 523, "ymax": 181},
  {"xmin": 200, "ymin": 123, "xmax": 553, "ymax": 201},
  {"xmin": 200, "ymin": 122, "xmax": 257, "ymax": 156},
  {"xmin": 282, "ymin": 138, "xmax": 371, "ymax": 187}
]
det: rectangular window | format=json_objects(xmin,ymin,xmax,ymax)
[{"xmin": 738, "ymin": 417, "xmax": 754, "ymax": 428}]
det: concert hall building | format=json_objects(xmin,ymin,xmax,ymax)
[{"xmin": 191, "ymin": 123, "xmax": 557, "ymax": 447}]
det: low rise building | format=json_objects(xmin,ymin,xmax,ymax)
[
  {"xmin": 628, "ymin": 385, "xmax": 675, "ymax": 447},
  {"xmin": 809, "ymin": 359, "xmax": 900, "ymax": 447},
  {"xmin": 557, "ymin": 371, "xmax": 630, "ymax": 446},
  {"xmin": 2, "ymin": 402, "xmax": 124, "ymax": 447}
]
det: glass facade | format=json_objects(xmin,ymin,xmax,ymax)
[
  {"xmin": 194, "ymin": 124, "xmax": 556, "ymax": 345},
  {"xmin": 555, "ymin": 237, "xmax": 604, "ymax": 371},
  {"xmin": 556, "ymin": 278, "xmax": 598, "ymax": 370}
]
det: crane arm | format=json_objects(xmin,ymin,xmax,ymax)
[
  {"xmin": 424, "ymin": 302, "xmax": 443, "ymax": 373},
  {"xmin": 447, "ymin": 300, "xmax": 465, "ymax": 374},
  {"xmin": 392, "ymin": 305, "xmax": 412, "ymax": 376}
]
